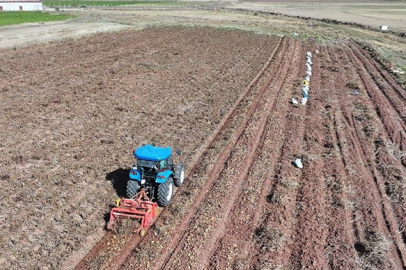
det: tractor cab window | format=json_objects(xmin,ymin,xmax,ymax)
[
  {"xmin": 137, "ymin": 159, "xmax": 158, "ymax": 169},
  {"xmin": 159, "ymin": 160, "xmax": 166, "ymax": 169}
]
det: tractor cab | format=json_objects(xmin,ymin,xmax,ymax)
[
  {"xmin": 135, "ymin": 146, "xmax": 173, "ymax": 171},
  {"xmin": 128, "ymin": 144, "xmax": 184, "ymax": 207}
]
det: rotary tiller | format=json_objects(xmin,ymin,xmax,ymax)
[{"xmin": 106, "ymin": 189, "xmax": 158, "ymax": 235}]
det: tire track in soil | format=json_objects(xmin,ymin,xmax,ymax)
[
  {"xmin": 330, "ymin": 44, "xmax": 405, "ymax": 268},
  {"xmin": 317, "ymin": 44, "xmax": 360, "ymax": 269},
  {"xmin": 333, "ymin": 44, "xmax": 394, "ymax": 267},
  {"xmin": 344, "ymin": 42, "xmax": 406, "ymax": 223},
  {"xmin": 74, "ymin": 37, "xmax": 286, "ymax": 270},
  {"xmin": 333, "ymin": 106, "xmax": 403, "ymax": 269},
  {"xmin": 320, "ymin": 46, "xmax": 359, "ymax": 269},
  {"xmin": 157, "ymin": 39, "xmax": 298, "ymax": 270},
  {"xmin": 340, "ymin": 44, "xmax": 406, "ymax": 268},
  {"xmin": 205, "ymin": 38, "xmax": 302, "ymax": 270},
  {"xmin": 350, "ymin": 42, "xmax": 406, "ymax": 126},
  {"xmin": 347, "ymin": 43, "xmax": 406, "ymax": 161},
  {"xmin": 320, "ymin": 44, "xmax": 369, "ymax": 269}
]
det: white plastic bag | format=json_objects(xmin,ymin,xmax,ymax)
[
  {"xmin": 290, "ymin": 98, "xmax": 299, "ymax": 104},
  {"xmin": 294, "ymin": 158, "xmax": 303, "ymax": 168}
]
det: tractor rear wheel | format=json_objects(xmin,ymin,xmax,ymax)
[
  {"xmin": 157, "ymin": 177, "xmax": 174, "ymax": 207},
  {"xmin": 127, "ymin": 180, "xmax": 140, "ymax": 198}
]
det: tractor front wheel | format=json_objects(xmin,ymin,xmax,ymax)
[
  {"xmin": 174, "ymin": 163, "xmax": 185, "ymax": 187},
  {"xmin": 157, "ymin": 177, "xmax": 174, "ymax": 207},
  {"xmin": 127, "ymin": 180, "xmax": 140, "ymax": 198}
]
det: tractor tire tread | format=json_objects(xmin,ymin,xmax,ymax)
[
  {"xmin": 157, "ymin": 177, "xmax": 173, "ymax": 207},
  {"xmin": 127, "ymin": 180, "xmax": 140, "ymax": 198},
  {"xmin": 174, "ymin": 163, "xmax": 185, "ymax": 187}
]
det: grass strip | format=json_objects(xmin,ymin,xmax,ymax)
[{"xmin": 0, "ymin": 11, "xmax": 75, "ymax": 26}]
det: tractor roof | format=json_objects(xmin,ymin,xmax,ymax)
[{"xmin": 134, "ymin": 144, "xmax": 171, "ymax": 161}]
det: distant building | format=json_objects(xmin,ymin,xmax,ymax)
[{"xmin": 0, "ymin": 0, "xmax": 43, "ymax": 11}]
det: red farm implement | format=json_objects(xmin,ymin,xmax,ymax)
[{"xmin": 107, "ymin": 189, "xmax": 158, "ymax": 236}]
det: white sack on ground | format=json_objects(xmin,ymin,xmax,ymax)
[
  {"xmin": 302, "ymin": 87, "xmax": 309, "ymax": 96},
  {"xmin": 294, "ymin": 158, "xmax": 303, "ymax": 168},
  {"xmin": 291, "ymin": 98, "xmax": 299, "ymax": 104}
]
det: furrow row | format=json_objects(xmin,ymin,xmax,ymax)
[
  {"xmin": 160, "ymin": 39, "xmax": 299, "ymax": 270},
  {"xmin": 119, "ymin": 38, "xmax": 289, "ymax": 270},
  {"xmin": 206, "ymin": 38, "xmax": 303, "ymax": 270}
]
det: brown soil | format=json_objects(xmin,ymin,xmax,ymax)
[
  {"xmin": 120, "ymin": 37, "xmax": 406, "ymax": 270},
  {"xmin": 1, "ymin": 25, "xmax": 406, "ymax": 270},
  {"xmin": 0, "ymin": 26, "xmax": 278, "ymax": 270}
]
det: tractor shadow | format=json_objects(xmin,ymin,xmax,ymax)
[
  {"xmin": 104, "ymin": 168, "xmax": 130, "ymax": 227},
  {"xmin": 106, "ymin": 168, "xmax": 130, "ymax": 198}
]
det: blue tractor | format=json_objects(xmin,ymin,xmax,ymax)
[{"xmin": 128, "ymin": 144, "xmax": 185, "ymax": 207}]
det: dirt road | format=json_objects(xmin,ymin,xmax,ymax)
[{"xmin": 231, "ymin": 1, "xmax": 406, "ymax": 33}]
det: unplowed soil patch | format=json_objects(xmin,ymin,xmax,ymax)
[{"xmin": 1, "ymin": 26, "xmax": 406, "ymax": 270}]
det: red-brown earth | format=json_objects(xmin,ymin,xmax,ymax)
[{"xmin": 1, "ymin": 26, "xmax": 406, "ymax": 270}]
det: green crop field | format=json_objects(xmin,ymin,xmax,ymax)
[
  {"xmin": 0, "ymin": 11, "xmax": 75, "ymax": 26},
  {"xmin": 43, "ymin": 0, "xmax": 178, "ymax": 6}
]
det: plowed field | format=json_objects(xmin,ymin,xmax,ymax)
[{"xmin": 1, "ymin": 26, "xmax": 406, "ymax": 270}]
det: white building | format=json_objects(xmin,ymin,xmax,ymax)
[{"xmin": 0, "ymin": 0, "xmax": 43, "ymax": 11}]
